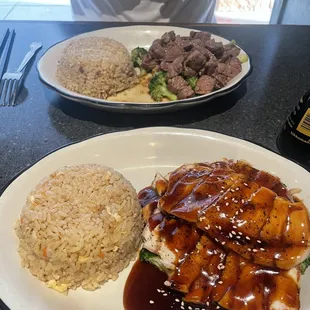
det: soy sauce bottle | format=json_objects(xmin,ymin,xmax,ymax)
[{"xmin": 277, "ymin": 90, "xmax": 310, "ymax": 170}]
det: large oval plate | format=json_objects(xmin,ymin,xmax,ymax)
[
  {"xmin": 0, "ymin": 127, "xmax": 308, "ymax": 310},
  {"xmin": 37, "ymin": 25, "xmax": 252, "ymax": 113}
]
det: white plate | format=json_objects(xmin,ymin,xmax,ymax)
[
  {"xmin": 0, "ymin": 127, "xmax": 309, "ymax": 310},
  {"xmin": 37, "ymin": 25, "xmax": 252, "ymax": 113}
]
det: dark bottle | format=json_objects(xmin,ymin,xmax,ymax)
[{"xmin": 277, "ymin": 90, "xmax": 310, "ymax": 170}]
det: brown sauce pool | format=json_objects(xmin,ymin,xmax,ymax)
[{"xmin": 123, "ymin": 260, "xmax": 224, "ymax": 310}]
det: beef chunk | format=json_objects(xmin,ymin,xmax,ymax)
[
  {"xmin": 161, "ymin": 31, "xmax": 176, "ymax": 45},
  {"xmin": 178, "ymin": 87, "xmax": 195, "ymax": 99},
  {"xmin": 220, "ymin": 43, "xmax": 241, "ymax": 62},
  {"xmin": 212, "ymin": 57, "xmax": 242, "ymax": 88},
  {"xmin": 149, "ymin": 39, "xmax": 165, "ymax": 60},
  {"xmin": 204, "ymin": 39, "xmax": 224, "ymax": 57},
  {"xmin": 228, "ymin": 57, "xmax": 242, "ymax": 72},
  {"xmin": 160, "ymin": 61, "xmax": 170, "ymax": 71},
  {"xmin": 168, "ymin": 76, "xmax": 188, "ymax": 94},
  {"xmin": 183, "ymin": 65, "xmax": 197, "ymax": 77},
  {"xmin": 195, "ymin": 75, "xmax": 216, "ymax": 94},
  {"xmin": 217, "ymin": 58, "xmax": 241, "ymax": 79},
  {"xmin": 164, "ymin": 43, "xmax": 184, "ymax": 62},
  {"xmin": 142, "ymin": 54, "xmax": 158, "ymax": 71},
  {"xmin": 167, "ymin": 56, "xmax": 184, "ymax": 78},
  {"xmin": 199, "ymin": 60, "xmax": 218, "ymax": 76},
  {"xmin": 184, "ymin": 50, "xmax": 206, "ymax": 72},
  {"xmin": 190, "ymin": 31, "xmax": 211, "ymax": 42},
  {"xmin": 168, "ymin": 76, "xmax": 194, "ymax": 99}
]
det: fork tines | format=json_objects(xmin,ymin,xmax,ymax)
[{"xmin": 0, "ymin": 29, "xmax": 16, "ymax": 107}]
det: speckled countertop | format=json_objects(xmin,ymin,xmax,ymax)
[{"xmin": 1, "ymin": 21, "xmax": 310, "ymax": 192}]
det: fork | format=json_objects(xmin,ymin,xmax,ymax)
[{"xmin": 0, "ymin": 41, "xmax": 42, "ymax": 107}]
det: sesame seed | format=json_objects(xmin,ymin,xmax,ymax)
[
  {"xmin": 215, "ymin": 238, "xmax": 219, "ymax": 243},
  {"xmin": 235, "ymin": 241, "xmax": 240, "ymax": 245},
  {"xmin": 181, "ymin": 302, "xmax": 184, "ymax": 306},
  {"xmin": 234, "ymin": 200, "xmax": 238, "ymax": 203},
  {"xmin": 241, "ymin": 199, "xmax": 245, "ymax": 204},
  {"xmin": 217, "ymin": 306, "xmax": 220, "ymax": 309},
  {"xmin": 221, "ymin": 241, "xmax": 226, "ymax": 245},
  {"xmin": 206, "ymin": 302, "xmax": 210, "ymax": 306},
  {"xmin": 232, "ymin": 231, "xmax": 236, "ymax": 235},
  {"xmin": 236, "ymin": 187, "xmax": 240, "ymax": 191},
  {"xmin": 229, "ymin": 233, "xmax": 233, "ymax": 238},
  {"xmin": 233, "ymin": 225, "xmax": 237, "ymax": 229},
  {"xmin": 216, "ymin": 206, "xmax": 220, "ymax": 211},
  {"xmin": 224, "ymin": 196, "xmax": 228, "ymax": 200},
  {"xmin": 231, "ymin": 189, "xmax": 235, "ymax": 192},
  {"xmin": 163, "ymin": 293, "xmax": 168, "ymax": 296},
  {"xmin": 252, "ymin": 249, "xmax": 258, "ymax": 252},
  {"xmin": 220, "ymin": 190, "xmax": 224, "ymax": 193},
  {"xmin": 175, "ymin": 299, "xmax": 180, "ymax": 302},
  {"xmin": 218, "ymin": 226, "xmax": 222, "ymax": 230},
  {"xmin": 164, "ymin": 280, "xmax": 171, "ymax": 287},
  {"xmin": 235, "ymin": 211, "xmax": 239, "ymax": 215},
  {"xmin": 208, "ymin": 194, "xmax": 212, "ymax": 198},
  {"xmin": 205, "ymin": 225, "xmax": 210, "ymax": 230},
  {"xmin": 248, "ymin": 248, "xmax": 252, "ymax": 252},
  {"xmin": 238, "ymin": 231, "xmax": 242, "ymax": 235},
  {"xmin": 149, "ymin": 300, "xmax": 154, "ymax": 304},
  {"xmin": 260, "ymin": 248, "xmax": 265, "ymax": 251},
  {"xmin": 225, "ymin": 202, "xmax": 229, "ymax": 206},
  {"xmin": 157, "ymin": 289, "xmax": 161, "ymax": 293},
  {"xmin": 218, "ymin": 281, "xmax": 223, "ymax": 284},
  {"xmin": 240, "ymin": 208, "xmax": 244, "ymax": 213},
  {"xmin": 244, "ymin": 183, "xmax": 248, "ymax": 186},
  {"xmin": 236, "ymin": 236, "xmax": 241, "ymax": 239},
  {"xmin": 257, "ymin": 240, "xmax": 262, "ymax": 243},
  {"xmin": 246, "ymin": 236, "xmax": 250, "ymax": 240},
  {"xmin": 181, "ymin": 307, "xmax": 185, "ymax": 310},
  {"xmin": 188, "ymin": 307, "xmax": 193, "ymax": 310},
  {"xmin": 221, "ymin": 186, "xmax": 225, "ymax": 189}
]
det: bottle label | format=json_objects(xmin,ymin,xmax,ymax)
[{"xmin": 297, "ymin": 108, "xmax": 310, "ymax": 138}]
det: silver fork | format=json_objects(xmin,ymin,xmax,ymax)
[{"xmin": 0, "ymin": 41, "xmax": 42, "ymax": 107}]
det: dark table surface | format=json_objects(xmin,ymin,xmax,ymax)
[
  {"xmin": 1, "ymin": 21, "xmax": 310, "ymax": 193},
  {"xmin": 1, "ymin": 20, "xmax": 310, "ymax": 310}
]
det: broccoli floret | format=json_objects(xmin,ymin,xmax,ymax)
[
  {"xmin": 300, "ymin": 255, "xmax": 310, "ymax": 275},
  {"xmin": 139, "ymin": 248, "xmax": 170, "ymax": 274},
  {"xmin": 230, "ymin": 39, "xmax": 237, "ymax": 45},
  {"xmin": 131, "ymin": 47, "xmax": 148, "ymax": 76},
  {"xmin": 149, "ymin": 71, "xmax": 177, "ymax": 102},
  {"xmin": 187, "ymin": 76, "xmax": 198, "ymax": 90}
]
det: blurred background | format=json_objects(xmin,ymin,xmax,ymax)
[{"xmin": 0, "ymin": 0, "xmax": 309, "ymax": 24}]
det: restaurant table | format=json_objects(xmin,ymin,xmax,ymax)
[{"xmin": 0, "ymin": 21, "xmax": 310, "ymax": 309}]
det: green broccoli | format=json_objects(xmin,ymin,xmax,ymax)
[
  {"xmin": 131, "ymin": 47, "xmax": 148, "ymax": 76},
  {"xmin": 149, "ymin": 71, "xmax": 177, "ymax": 102},
  {"xmin": 300, "ymin": 255, "xmax": 310, "ymax": 275},
  {"xmin": 187, "ymin": 76, "xmax": 198, "ymax": 90},
  {"xmin": 139, "ymin": 248, "xmax": 170, "ymax": 274}
]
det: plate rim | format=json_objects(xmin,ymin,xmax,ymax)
[
  {"xmin": 1, "ymin": 126, "xmax": 308, "ymax": 198},
  {"xmin": 37, "ymin": 25, "xmax": 253, "ymax": 111}
]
